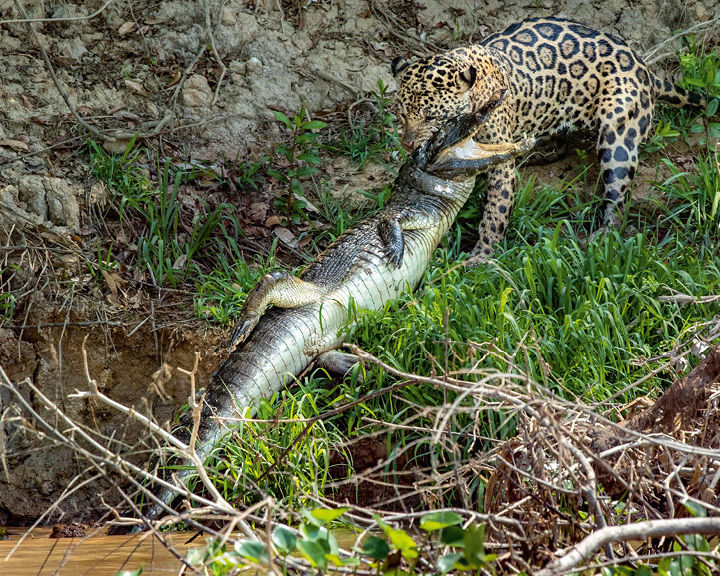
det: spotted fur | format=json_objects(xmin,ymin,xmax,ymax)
[{"xmin": 392, "ymin": 16, "xmax": 713, "ymax": 259}]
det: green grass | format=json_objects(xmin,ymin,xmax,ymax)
[{"xmin": 88, "ymin": 140, "xmax": 238, "ymax": 288}]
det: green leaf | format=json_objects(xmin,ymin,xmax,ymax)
[
  {"xmin": 234, "ymin": 539, "xmax": 268, "ymax": 562},
  {"xmin": 300, "ymin": 521, "xmax": 329, "ymax": 541},
  {"xmin": 683, "ymin": 500, "xmax": 707, "ymax": 517},
  {"xmin": 707, "ymin": 97, "xmax": 719, "ymax": 117},
  {"xmin": 437, "ymin": 553, "xmax": 463, "ymax": 573},
  {"xmin": 116, "ymin": 570, "xmax": 143, "ymax": 576},
  {"xmin": 420, "ymin": 511, "xmax": 464, "ymax": 531},
  {"xmin": 185, "ymin": 547, "xmax": 208, "ymax": 566},
  {"xmin": 462, "ymin": 524, "xmax": 487, "ymax": 568},
  {"xmin": 292, "ymin": 165, "xmax": 319, "ymax": 178},
  {"xmin": 635, "ymin": 566, "xmax": 654, "ymax": 576},
  {"xmin": 310, "ymin": 507, "xmax": 350, "ymax": 524},
  {"xmin": 271, "ymin": 525, "xmax": 297, "ymax": 556},
  {"xmin": 302, "ymin": 120, "xmax": 327, "ymax": 130},
  {"xmin": 362, "ymin": 535, "xmax": 390, "ymax": 560},
  {"xmin": 297, "ymin": 539, "xmax": 327, "ymax": 569},
  {"xmin": 387, "ymin": 528, "xmax": 417, "ymax": 560},
  {"xmin": 272, "ymin": 110, "xmax": 293, "ymax": 129},
  {"xmin": 326, "ymin": 553, "xmax": 361, "ymax": 567},
  {"xmin": 440, "ymin": 525, "xmax": 465, "ymax": 546}
]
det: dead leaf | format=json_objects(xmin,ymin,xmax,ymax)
[
  {"xmin": 165, "ymin": 70, "xmax": 182, "ymax": 88},
  {"xmin": 172, "ymin": 254, "xmax": 187, "ymax": 270},
  {"xmin": 265, "ymin": 215, "xmax": 283, "ymax": 227},
  {"xmin": 249, "ymin": 202, "xmax": 267, "ymax": 223},
  {"xmin": 30, "ymin": 116, "xmax": 52, "ymax": 126},
  {"xmin": 274, "ymin": 227, "xmax": 298, "ymax": 248},
  {"xmin": 124, "ymin": 78, "xmax": 149, "ymax": 97},
  {"xmin": 118, "ymin": 21, "xmax": 138, "ymax": 35},
  {"xmin": 0, "ymin": 139, "xmax": 29, "ymax": 152},
  {"xmin": 101, "ymin": 270, "xmax": 120, "ymax": 297}
]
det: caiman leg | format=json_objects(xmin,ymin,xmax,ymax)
[
  {"xmin": 379, "ymin": 211, "xmax": 439, "ymax": 268},
  {"xmin": 229, "ymin": 271, "xmax": 326, "ymax": 350},
  {"xmin": 316, "ymin": 350, "xmax": 364, "ymax": 382}
]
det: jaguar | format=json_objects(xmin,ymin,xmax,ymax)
[{"xmin": 392, "ymin": 16, "xmax": 714, "ymax": 260}]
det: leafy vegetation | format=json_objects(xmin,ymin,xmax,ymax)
[
  {"xmin": 268, "ymin": 108, "xmax": 327, "ymax": 225},
  {"xmin": 174, "ymin": 508, "xmax": 502, "ymax": 576},
  {"xmin": 323, "ymin": 79, "xmax": 404, "ymax": 166}
]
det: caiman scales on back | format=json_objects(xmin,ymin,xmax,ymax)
[{"xmin": 142, "ymin": 95, "xmax": 534, "ymax": 516}]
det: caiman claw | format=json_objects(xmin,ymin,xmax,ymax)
[
  {"xmin": 228, "ymin": 312, "xmax": 260, "ymax": 351},
  {"xmin": 377, "ymin": 216, "xmax": 404, "ymax": 268}
]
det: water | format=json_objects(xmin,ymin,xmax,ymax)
[{"xmin": 0, "ymin": 527, "xmax": 192, "ymax": 576}]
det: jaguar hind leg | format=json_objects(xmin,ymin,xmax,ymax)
[{"xmin": 595, "ymin": 85, "xmax": 654, "ymax": 232}]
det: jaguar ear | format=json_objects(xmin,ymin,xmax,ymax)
[
  {"xmin": 391, "ymin": 56, "xmax": 411, "ymax": 77},
  {"xmin": 459, "ymin": 66, "xmax": 477, "ymax": 90}
]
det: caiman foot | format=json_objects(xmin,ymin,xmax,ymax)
[
  {"xmin": 229, "ymin": 311, "xmax": 261, "ymax": 350},
  {"xmin": 316, "ymin": 350, "xmax": 364, "ymax": 383},
  {"xmin": 378, "ymin": 217, "xmax": 404, "ymax": 268},
  {"xmin": 378, "ymin": 212, "xmax": 439, "ymax": 268},
  {"xmin": 228, "ymin": 270, "xmax": 326, "ymax": 351}
]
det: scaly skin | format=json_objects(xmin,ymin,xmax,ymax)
[{"xmin": 144, "ymin": 99, "xmax": 535, "ymax": 517}]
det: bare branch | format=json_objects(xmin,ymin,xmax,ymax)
[{"xmin": 536, "ymin": 517, "xmax": 720, "ymax": 576}]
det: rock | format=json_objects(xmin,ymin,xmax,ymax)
[
  {"xmin": 17, "ymin": 176, "xmax": 48, "ymax": 219},
  {"xmin": 245, "ymin": 57, "xmax": 263, "ymax": 75},
  {"xmin": 45, "ymin": 177, "xmax": 81, "ymax": 230},
  {"xmin": 15, "ymin": 176, "xmax": 81, "ymax": 231},
  {"xmin": 182, "ymin": 74, "xmax": 212, "ymax": 108},
  {"xmin": 221, "ymin": 6, "xmax": 237, "ymax": 25}
]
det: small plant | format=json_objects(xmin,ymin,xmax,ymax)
[
  {"xmin": 678, "ymin": 36, "xmax": 720, "ymax": 146},
  {"xmin": 324, "ymin": 79, "xmax": 403, "ymax": 165},
  {"xmin": 183, "ymin": 508, "xmax": 496, "ymax": 575},
  {"xmin": 268, "ymin": 108, "xmax": 327, "ymax": 225},
  {"xmin": 644, "ymin": 119, "xmax": 681, "ymax": 154},
  {"xmin": 0, "ymin": 292, "xmax": 16, "ymax": 323}
]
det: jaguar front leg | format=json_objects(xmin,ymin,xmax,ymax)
[
  {"xmin": 465, "ymin": 160, "xmax": 517, "ymax": 265},
  {"xmin": 229, "ymin": 271, "xmax": 326, "ymax": 350}
]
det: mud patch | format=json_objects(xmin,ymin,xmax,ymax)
[
  {"xmin": 329, "ymin": 436, "xmax": 422, "ymax": 510},
  {"xmin": 0, "ymin": 314, "xmax": 223, "ymax": 523}
]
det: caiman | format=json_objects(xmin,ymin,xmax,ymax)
[{"xmin": 144, "ymin": 93, "xmax": 535, "ymax": 516}]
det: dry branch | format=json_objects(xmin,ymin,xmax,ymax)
[{"xmin": 536, "ymin": 517, "xmax": 720, "ymax": 576}]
